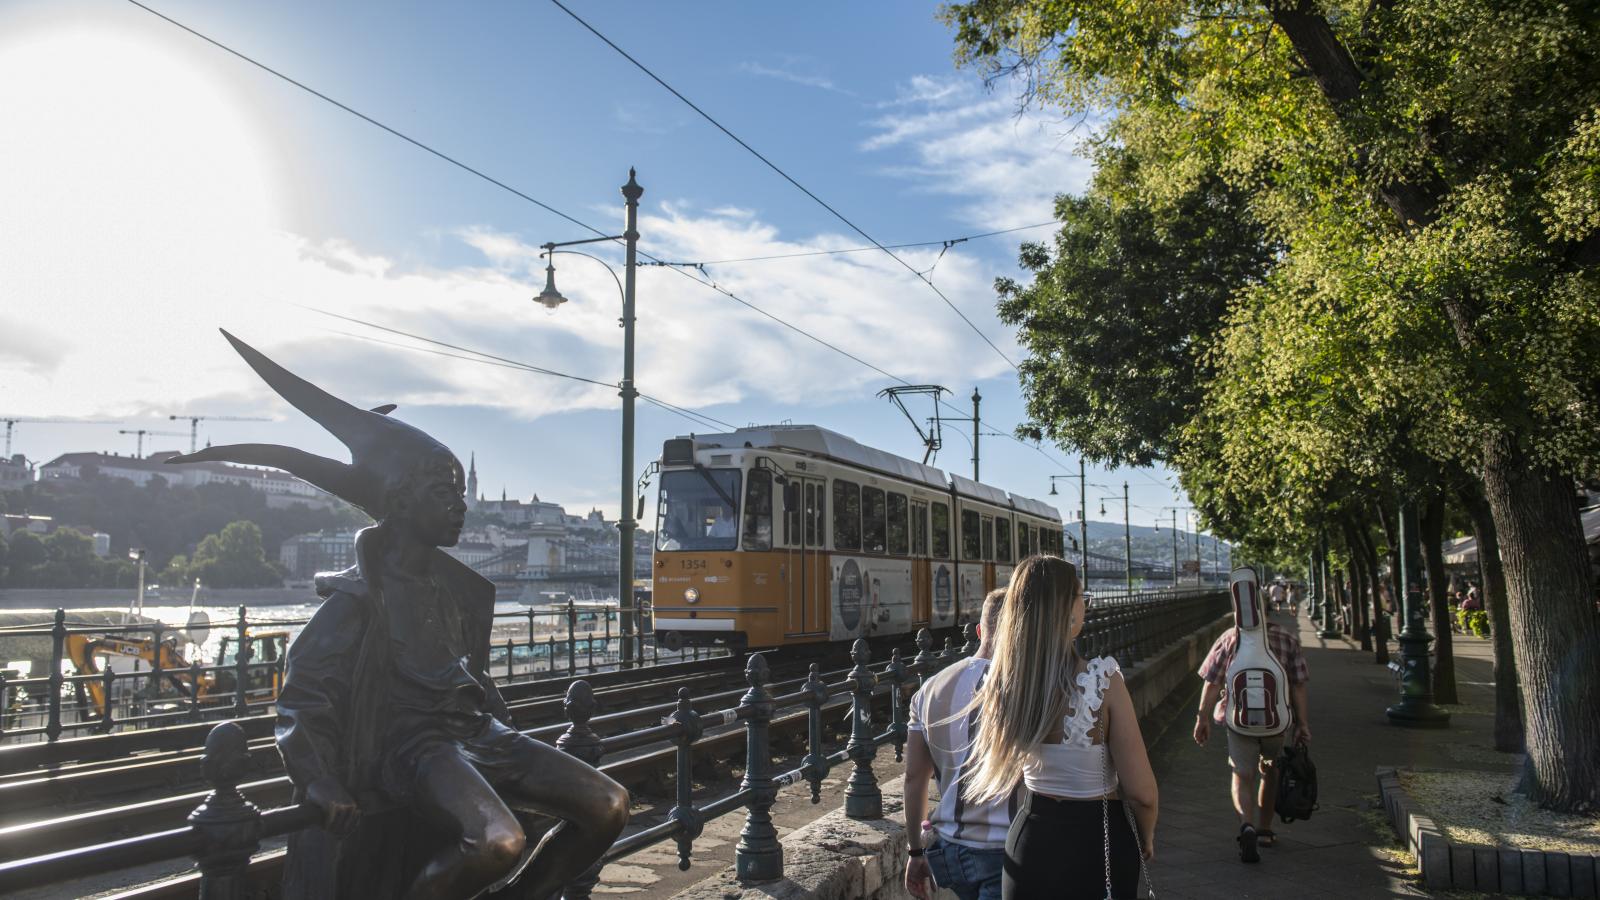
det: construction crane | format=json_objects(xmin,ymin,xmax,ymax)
[
  {"xmin": 2, "ymin": 417, "xmax": 121, "ymax": 457},
  {"xmin": 118, "ymin": 429, "xmax": 188, "ymax": 459},
  {"xmin": 167, "ymin": 414, "xmax": 270, "ymax": 453}
]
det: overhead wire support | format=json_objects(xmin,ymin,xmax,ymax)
[{"xmin": 547, "ymin": 0, "xmax": 1020, "ymax": 371}]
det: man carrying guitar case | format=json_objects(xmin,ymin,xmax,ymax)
[{"xmin": 1193, "ymin": 568, "xmax": 1313, "ymax": 863}]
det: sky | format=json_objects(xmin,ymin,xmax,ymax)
[{"xmin": 0, "ymin": 0, "xmax": 1195, "ymax": 534}]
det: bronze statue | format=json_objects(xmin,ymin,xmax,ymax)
[{"xmin": 168, "ymin": 331, "xmax": 628, "ymax": 899}]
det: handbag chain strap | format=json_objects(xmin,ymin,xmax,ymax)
[{"xmin": 1100, "ymin": 707, "xmax": 1155, "ymax": 898}]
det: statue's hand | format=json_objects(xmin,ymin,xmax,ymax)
[{"xmin": 306, "ymin": 776, "xmax": 360, "ymax": 835}]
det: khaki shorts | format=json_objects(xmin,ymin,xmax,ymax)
[{"xmin": 1225, "ymin": 728, "xmax": 1285, "ymax": 775}]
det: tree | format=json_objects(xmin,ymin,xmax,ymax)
[
  {"xmin": 5, "ymin": 530, "xmax": 47, "ymax": 583},
  {"xmin": 0, "ymin": 530, "xmax": 8, "ymax": 582},
  {"xmin": 947, "ymin": 0, "xmax": 1600, "ymax": 810},
  {"xmin": 996, "ymin": 147, "xmax": 1277, "ymax": 466},
  {"xmin": 186, "ymin": 521, "xmax": 282, "ymax": 589}
]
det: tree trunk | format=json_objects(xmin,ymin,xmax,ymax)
[
  {"xmin": 1355, "ymin": 520, "xmax": 1392, "ymax": 664},
  {"xmin": 1458, "ymin": 483, "xmax": 1524, "ymax": 753},
  {"xmin": 1421, "ymin": 493, "xmax": 1458, "ymax": 704},
  {"xmin": 1481, "ymin": 436, "xmax": 1600, "ymax": 811},
  {"xmin": 1344, "ymin": 523, "xmax": 1372, "ymax": 651},
  {"xmin": 1377, "ymin": 499, "xmax": 1403, "ymax": 641}
]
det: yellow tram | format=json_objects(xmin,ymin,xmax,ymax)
[{"xmin": 651, "ymin": 425, "xmax": 1064, "ymax": 651}]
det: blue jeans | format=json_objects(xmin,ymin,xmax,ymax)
[{"xmin": 925, "ymin": 837, "xmax": 1005, "ymax": 900}]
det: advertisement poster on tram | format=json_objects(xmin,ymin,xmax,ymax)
[{"xmin": 830, "ymin": 557, "xmax": 912, "ymax": 640}]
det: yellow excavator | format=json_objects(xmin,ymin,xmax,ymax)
[{"xmin": 66, "ymin": 630, "xmax": 289, "ymax": 719}]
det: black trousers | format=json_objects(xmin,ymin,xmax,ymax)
[{"xmin": 1003, "ymin": 792, "xmax": 1141, "ymax": 899}]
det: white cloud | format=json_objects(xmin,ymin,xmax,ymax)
[
  {"xmin": 738, "ymin": 59, "xmax": 851, "ymax": 95},
  {"xmin": 863, "ymin": 74, "xmax": 1096, "ymax": 228}
]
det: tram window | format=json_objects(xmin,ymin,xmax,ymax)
[
  {"xmin": 996, "ymin": 519, "xmax": 1012, "ymax": 563},
  {"xmin": 832, "ymin": 479, "xmax": 861, "ymax": 551},
  {"xmin": 656, "ymin": 469, "xmax": 742, "ymax": 552},
  {"xmin": 960, "ymin": 509, "xmax": 982, "ymax": 560},
  {"xmin": 981, "ymin": 516, "xmax": 994, "ymax": 561},
  {"xmin": 911, "ymin": 502, "xmax": 929, "ymax": 556},
  {"xmin": 931, "ymin": 502, "xmax": 951, "ymax": 558},
  {"xmin": 862, "ymin": 487, "xmax": 887, "ymax": 554},
  {"xmin": 887, "ymin": 493, "xmax": 909, "ymax": 556},
  {"xmin": 743, "ymin": 469, "xmax": 773, "ymax": 551},
  {"xmin": 1019, "ymin": 522, "xmax": 1032, "ymax": 558}
]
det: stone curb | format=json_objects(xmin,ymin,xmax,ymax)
[{"xmin": 1375, "ymin": 766, "xmax": 1599, "ymax": 897}]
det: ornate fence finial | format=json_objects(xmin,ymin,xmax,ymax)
[
  {"xmin": 962, "ymin": 622, "xmax": 979, "ymax": 656},
  {"xmin": 913, "ymin": 627, "xmax": 936, "ymax": 683},
  {"xmin": 845, "ymin": 639, "xmax": 881, "ymax": 819},
  {"xmin": 189, "ymin": 722, "xmax": 261, "ymax": 899},
  {"xmin": 556, "ymin": 679, "xmax": 602, "ymax": 764},
  {"xmin": 801, "ymin": 662, "xmax": 830, "ymax": 803}
]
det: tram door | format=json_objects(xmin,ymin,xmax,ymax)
[{"xmin": 785, "ymin": 477, "xmax": 828, "ymax": 636}]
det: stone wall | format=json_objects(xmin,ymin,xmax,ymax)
[{"xmin": 671, "ymin": 614, "xmax": 1230, "ymax": 900}]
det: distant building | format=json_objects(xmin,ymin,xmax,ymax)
[
  {"xmin": 92, "ymin": 532, "xmax": 111, "ymax": 558},
  {"xmin": 38, "ymin": 450, "xmax": 338, "ymax": 509},
  {"xmin": 444, "ymin": 539, "xmax": 499, "ymax": 568},
  {"xmin": 0, "ymin": 454, "xmax": 33, "ymax": 491},
  {"xmin": 0, "ymin": 513, "xmax": 51, "ymax": 537},
  {"xmin": 278, "ymin": 529, "xmax": 360, "ymax": 580}
]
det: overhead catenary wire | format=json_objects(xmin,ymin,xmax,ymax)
[
  {"xmin": 126, "ymin": 0, "xmax": 1130, "ymax": 484},
  {"xmin": 547, "ymin": 0, "xmax": 1021, "ymax": 371},
  {"xmin": 654, "ymin": 221, "xmax": 1056, "ymax": 267}
]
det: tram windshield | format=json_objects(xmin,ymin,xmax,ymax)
[{"xmin": 656, "ymin": 468, "xmax": 743, "ymax": 551}]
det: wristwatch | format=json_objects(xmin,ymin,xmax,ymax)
[{"xmin": 907, "ymin": 847, "xmax": 925, "ymax": 857}]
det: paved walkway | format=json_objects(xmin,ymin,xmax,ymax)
[{"xmin": 1143, "ymin": 610, "xmax": 1514, "ymax": 898}]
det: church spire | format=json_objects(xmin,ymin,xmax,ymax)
[{"xmin": 466, "ymin": 452, "xmax": 478, "ymax": 509}]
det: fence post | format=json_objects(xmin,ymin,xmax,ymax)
[
  {"xmin": 47, "ymin": 609, "xmax": 65, "ymax": 742},
  {"xmin": 188, "ymin": 660, "xmax": 203, "ymax": 722},
  {"xmin": 567, "ymin": 599, "xmax": 577, "ymax": 676},
  {"xmin": 504, "ymin": 638, "xmax": 515, "ymax": 681},
  {"xmin": 667, "ymin": 687, "xmax": 704, "ymax": 870},
  {"xmin": 885, "ymin": 648, "xmax": 910, "ymax": 763},
  {"xmin": 734, "ymin": 652, "xmax": 780, "ymax": 882},
  {"xmin": 555, "ymin": 680, "xmax": 604, "ymax": 900},
  {"xmin": 232, "ymin": 607, "xmax": 251, "ymax": 716},
  {"xmin": 913, "ymin": 628, "xmax": 936, "ymax": 684},
  {"xmin": 800, "ymin": 663, "xmax": 829, "ymax": 804},
  {"xmin": 0, "ymin": 671, "xmax": 8, "ymax": 739},
  {"xmin": 150, "ymin": 622, "xmax": 166, "ymax": 702},
  {"xmin": 962, "ymin": 622, "xmax": 979, "ymax": 657},
  {"xmin": 99, "ymin": 664, "xmax": 117, "ymax": 734},
  {"xmin": 844, "ymin": 638, "xmax": 881, "ymax": 819},
  {"xmin": 189, "ymin": 722, "xmax": 261, "ymax": 900}
]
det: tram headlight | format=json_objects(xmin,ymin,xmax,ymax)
[{"xmin": 684, "ymin": 587, "xmax": 700, "ymax": 604}]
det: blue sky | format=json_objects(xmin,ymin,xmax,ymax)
[{"xmin": 0, "ymin": 0, "xmax": 1193, "ymax": 532}]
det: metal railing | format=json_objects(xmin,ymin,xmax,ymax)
[
  {"xmin": 0, "ymin": 601, "xmax": 722, "ymax": 743},
  {"xmin": 0, "ymin": 589, "xmax": 1228, "ymax": 898}
]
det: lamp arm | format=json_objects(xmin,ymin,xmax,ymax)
[{"xmin": 543, "ymin": 248, "xmax": 627, "ymax": 307}]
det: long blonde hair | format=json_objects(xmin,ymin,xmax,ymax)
[{"xmin": 959, "ymin": 555, "xmax": 1082, "ymax": 805}]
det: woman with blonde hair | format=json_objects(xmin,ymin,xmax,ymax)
[{"xmin": 958, "ymin": 555, "xmax": 1159, "ymax": 899}]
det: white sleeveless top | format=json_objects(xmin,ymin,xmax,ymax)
[{"xmin": 1022, "ymin": 656, "xmax": 1121, "ymax": 800}]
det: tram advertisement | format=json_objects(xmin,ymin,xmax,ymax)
[
  {"xmin": 932, "ymin": 563, "xmax": 954, "ymax": 628},
  {"xmin": 831, "ymin": 557, "xmax": 913, "ymax": 640}
]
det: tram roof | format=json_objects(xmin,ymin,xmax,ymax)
[
  {"xmin": 1009, "ymin": 493, "xmax": 1061, "ymax": 520},
  {"xmin": 951, "ymin": 473, "xmax": 1009, "ymax": 506},
  {"xmin": 688, "ymin": 425, "xmax": 949, "ymax": 490}
]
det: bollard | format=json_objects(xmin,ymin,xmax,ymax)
[
  {"xmin": 734, "ymin": 652, "xmax": 781, "ymax": 882},
  {"xmin": 913, "ymin": 628, "xmax": 936, "ymax": 685},
  {"xmin": 962, "ymin": 622, "xmax": 979, "ymax": 657},
  {"xmin": 800, "ymin": 663, "xmax": 830, "ymax": 804},
  {"xmin": 844, "ymin": 638, "xmax": 881, "ymax": 819},
  {"xmin": 232, "ymin": 607, "xmax": 251, "ymax": 716},
  {"xmin": 556, "ymin": 680, "xmax": 604, "ymax": 900},
  {"xmin": 885, "ymin": 648, "xmax": 910, "ymax": 762},
  {"xmin": 190, "ymin": 722, "xmax": 261, "ymax": 900},
  {"xmin": 47, "ymin": 609, "xmax": 65, "ymax": 742},
  {"xmin": 99, "ymin": 664, "xmax": 117, "ymax": 734},
  {"xmin": 667, "ymin": 687, "xmax": 704, "ymax": 870}
]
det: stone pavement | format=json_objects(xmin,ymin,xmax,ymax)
[{"xmin": 1143, "ymin": 610, "xmax": 1513, "ymax": 899}]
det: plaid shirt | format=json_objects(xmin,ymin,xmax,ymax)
[{"xmin": 1198, "ymin": 623, "xmax": 1309, "ymax": 724}]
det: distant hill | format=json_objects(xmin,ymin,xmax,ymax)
[{"xmin": 1062, "ymin": 518, "xmax": 1232, "ymax": 568}]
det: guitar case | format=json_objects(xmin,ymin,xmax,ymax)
[{"xmin": 1224, "ymin": 567, "xmax": 1291, "ymax": 737}]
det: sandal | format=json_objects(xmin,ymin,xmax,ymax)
[
  {"xmin": 1238, "ymin": 824, "xmax": 1260, "ymax": 863},
  {"xmin": 1257, "ymin": 829, "xmax": 1277, "ymax": 848}
]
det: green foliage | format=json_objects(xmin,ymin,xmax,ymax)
[
  {"xmin": 997, "ymin": 147, "xmax": 1277, "ymax": 466},
  {"xmin": 170, "ymin": 521, "xmax": 284, "ymax": 589},
  {"xmin": 0, "ymin": 530, "xmax": 7, "ymax": 579},
  {"xmin": 1458, "ymin": 607, "xmax": 1491, "ymax": 637},
  {"xmin": 2, "ymin": 527, "xmax": 126, "ymax": 588}
]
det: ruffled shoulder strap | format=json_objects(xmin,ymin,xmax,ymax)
[{"xmin": 1062, "ymin": 656, "xmax": 1121, "ymax": 745}]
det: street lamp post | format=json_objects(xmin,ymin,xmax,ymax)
[
  {"xmin": 1048, "ymin": 470, "xmax": 1091, "ymax": 577},
  {"xmin": 1096, "ymin": 489, "xmax": 1131, "ymax": 593},
  {"xmin": 535, "ymin": 169, "xmax": 644, "ymax": 667},
  {"xmin": 1386, "ymin": 502, "xmax": 1450, "ymax": 727}
]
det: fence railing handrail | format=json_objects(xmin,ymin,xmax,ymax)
[{"xmin": 0, "ymin": 589, "xmax": 1231, "ymax": 898}]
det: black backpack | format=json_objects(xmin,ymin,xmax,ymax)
[{"xmin": 1276, "ymin": 743, "xmax": 1319, "ymax": 822}]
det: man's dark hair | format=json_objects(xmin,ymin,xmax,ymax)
[{"xmin": 980, "ymin": 588, "xmax": 1006, "ymax": 641}]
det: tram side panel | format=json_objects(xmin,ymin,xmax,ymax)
[{"xmin": 827, "ymin": 553, "xmax": 914, "ymax": 642}]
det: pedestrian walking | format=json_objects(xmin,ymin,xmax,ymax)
[
  {"xmin": 904, "ymin": 589, "xmax": 1012, "ymax": 900},
  {"xmin": 1268, "ymin": 580, "xmax": 1286, "ymax": 612},
  {"xmin": 1194, "ymin": 568, "xmax": 1311, "ymax": 863},
  {"xmin": 956, "ymin": 556, "xmax": 1158, "ymax": 899}
]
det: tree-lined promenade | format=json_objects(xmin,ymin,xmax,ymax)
[{"xmin": 942, "ymin": 0, "xmax": 1599, "ymax": 813}]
